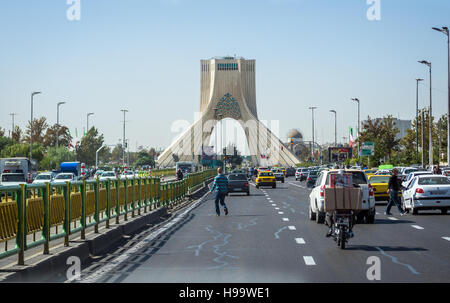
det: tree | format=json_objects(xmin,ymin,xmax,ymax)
[
  {"xmin": 43, "ymin": 124, "xmax": 73, "ymax": 148},
  {"xmin": 0, "ymin": 127, "xmax": 5, "ymax": 137},
  {"xmin": 12, "ymin": 125, "xmax": 22, "ymax": 143},
  {"xmin": 0, "ymin": 136, "xmax": 14, "ymax": 154},
  {"xmin": 24, "ymin": 117, "xmax": 48, "ymax": 144},
  {"xmin": 40, "ymin": 146, "xmax": 77, "ymax": 170},
  {"xmin": 0, "ymin": 143, "xmax": 44, "ymax": 162},
  {"xmin": 111, "ymin": 144, "xmax": 125, "ymax": 164},
  {"xmin": 76, "ymin": 127, "xmax": 105, "ymax": 166},
  {"xmin": 135, "ymin": 150, "xmax": 155, "ymax": 167}
]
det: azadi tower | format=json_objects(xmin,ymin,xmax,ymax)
[{"xmin": 157, "ymin": 56, "xmax": 300, "ymax": 167}]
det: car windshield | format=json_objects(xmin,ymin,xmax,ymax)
[
  {"xmin": 229, "ymin": 174, "xmax": 247, "ymax": 181},
  {"xmin": 418, "ymin": 177, "xmax": 450, "ymax": 185},
  {"xmin": 56, "ymin": 174, "xmax": 73, "ymax": 180},
  {"xmin": 369, "ymin": 176, "xmax": 390, "ymax": 184},
  {"xmin": 308, "ymin": 171, "xmax": 318, "ymax": 176},
  {"xmin": 1, "ymin": 174, "xmax": 25, "ymax": 182},
  {"xmin": 259, "ymin": 172, "xmax": 273, "ymax": 177},
  {"xmin": 102, "ymin": 172, "xmax": 115, "ymax": 177},
  {"xmin": 36, "ymin": 174, "xmax": 51, "ymax": 180},
  {"xmin": 351, "ymin": 172, "xmax": 367, "ymax": 184},
  {"xmin": 403, "ymin": 169, "xmax": 417, "ymax": 175}
]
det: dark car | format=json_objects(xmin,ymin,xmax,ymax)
[
  {"xmin": 227, "ymin": 173, "xmax": 250, "ymax": 196},
  {"xmin": 286, "ymin": 167, "xmax": 296, "ymax": 177},
  {"xmin": 306, "ymin": 170, "xmax": 319, "ymax": 188}
]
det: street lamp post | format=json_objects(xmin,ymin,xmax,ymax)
[
  {"xmin": 419, "ymin": 60, "xmax": 433, "ymax": 167},
  {"xmin": 330, "ymin": 110, "xmax": 337, "ymax": 146},
  {"xmin": 309, "ymin": 107, "xmax": 317, "ymax": 162},
  {"xmin": 415, "ymin": 79, "xmax": 423, "ymax": 162},
  {"xmin": 30, "ymin": 92, "xmax": 42, "ymax": 160},
  {"xmin": 121, "ymin": 109, "xmax": 129, "ymax": 167},
  {"xmin": 432, "ymin": 26, "xmax": 449, "ymax": 165},
  {"xmin": 56, "ymin": 102, "xmax": 66, "ymax": 148},
  {"xmin": 351, "ymin": 98, "xmax": 360, "ymax": 156},
  {"xmin": 86, "ymin": 112, "xmax": 94, "ymax": 133},
  {"xmin": 213, "ymin": 108, "xmax": 218, "ymax": 157}
]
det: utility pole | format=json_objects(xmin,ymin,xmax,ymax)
[
  {"xmin": 351, "ymin": 98, "xmax": 360, "ymax": 156},
  {"xmin": 30, "ymin": 92, "xmax": 42, "ymax": 160},
  {"xmin": 9, "ymin": 113, "xmax": 17, "ymax": 139},
  {"xmin": 330, "ymin": 110, "xmax": 337, "ymax": 146},
  {"xmin": 86, "ymin": 112, "xmax": 94, "ymax": 133},
  {"xmin": 419, "ymin": 60, "xmax": 433, "ymax": 167},
  {"xmin": 421, "ymin": 109, "xmax": 426, "ymax": 168},
  {"xmin": 56, "ymin": 102, "xmax": 66, "ymax": 148},
  {"xmin": 121, "ymin": 109, "xmax": 128, "ymax": 167}
]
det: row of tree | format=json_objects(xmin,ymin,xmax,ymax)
[{"xmin": 0, "ymin": 117, "xmax": 160, "ymax": 170}]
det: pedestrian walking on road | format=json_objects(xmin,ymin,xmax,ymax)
[
  {"xmin": 385, "ymin": 168, "xmax": 406, "ymax": 216},
  {"xmin": 210, "ymin": 167, "xmax": 229, "ymax": 216},
  {"xmin": 176, "ymin": 169, "xmax": 184, "ymax": 181}
]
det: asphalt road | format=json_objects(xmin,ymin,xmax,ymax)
[{"xmin": 61, "ymin": 177, "xmax": 450, "ymax": 283}]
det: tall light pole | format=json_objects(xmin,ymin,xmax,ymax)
[
  {"xmin": 30, "ymin": 91, "xmax": 42, "ymax": 160},
  {"xmin": 419, "ymin": 60, "xmax": 433, "ymax": 166},
  {"xmin": 432, "ymin": 26, "xmax": 449, "ymax": 165},
  {"xmin": 56, "ymin": 102, "xmax": 66, "ymax": 148},
  {"xmin": 351, "ymin": 98, "xmax": 360, "ymax": 156},
  {"xmin": 9, "ymin": 113, "xmax": 18, "ymax": 138},
  {"xmin": 86, "ymin": 112, "xmax": 94, "ymax": 133},
  {"xmin": 213, "ymin": 107, "xmax": 218, "ymax": 157},
  {"xmin": 415, "ymin": 79, "xmax": 424, "ymax": 161},
  {"xmin": 218, "ymin": 114, "xmax": 224, "ymax": 171},
  {"xmin": 330, "ymin": 110, "xmax": 337, "ymax": 146},
  {"xmin": 309, "ymin": 107, "xmax": 317, "ymax": 162},
  {"xmin": 121, "ymin": 109, "xmax": 128, "ymax": 166}
]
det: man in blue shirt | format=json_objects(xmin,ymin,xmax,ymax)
[{"xmin": 210, "ymin": 167, "xmax": 229, "ymax": 216}]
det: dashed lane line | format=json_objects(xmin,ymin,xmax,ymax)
[
  {"xmin": 288, "ymin": 226, "xmax": 296, "ymax": 230},
  {"xmin": 388, "ymin": 217, "xmax": 399, "ymax": 221},
  {"xmin": 303, "ymin": 256, "xmax": 316, "ymax": 266},
  {"xmin": 282, "ymin": 218, "xmax": 289, "ymax": 222},
  {"xmin": 411, "ymin": 225, "xmax": 424, "ymax": 230},
  {"xmin": 278, "ymin": 212, "xmax": 284, "ymax": 215},
  {"xmin": 295, "ymin": 238, "xmax": 306, "ymax": 244},
  {"xmin": 289, "ymin": 182, "xmax": 305, "ymax": 189},
  {"xmin": 442, "ymin": 237, "xmax": 450, "ymax": 242},
  {"xmin": 275, "ymin": 207, "xmax": 280, "ymax": 210}
]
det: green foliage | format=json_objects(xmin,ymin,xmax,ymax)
[
  {"xmin": 0, "ymin": 136, "xmax": 14, "ymax": 153},
  {"xmin": 135, "ymin": 150, "xmax": 155, "ymax": 167},
  {"xmin": 40, "ymin": 146, "xmax": 77, "ymax": 170},
  {"xmin": 76, "ymin": 127, "xmax": 105, "ymax": 166},
  {"xmin": 0, "ymin": 143, "xmax": 44, "ymax": 162}
]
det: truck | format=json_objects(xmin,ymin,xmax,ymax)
[
  {"xmin": 59, "ymin": 162, "xmax": 81, "ymax": 177},
  {"xmin": 0, "ymin": 157, "xmax": 36, "ymax": 185}
]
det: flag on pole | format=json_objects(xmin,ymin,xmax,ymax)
[
  {"xmin": 349, "ymin": 127, "xmax": 354, "ymax": 148},
  {"xmin": 75, "ymin": 128, "xmax": 78, "ymax": 137},
  {"xmin": 83, "ymin": 127, "xmax": 85, "ymax": 136}
]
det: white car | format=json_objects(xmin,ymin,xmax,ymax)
[
  {"xmin": 100, "ymin": 171, "xmax": 117, "ymax": 181},
  {"xmin": 402, "ymin": 171, "xmax": 433, "ymax": 189},
  {"xmin": 32, "ymin": 173, "xmax": 53, "ymax": 184},
  {"xmin": 0, "ymin": 173, "xmax": 27, "ymax": 186},
  {"xmin": 402, "ymin": 175, "xmax": 450, "ymax": 215},
  {"xmin": 309, "ymin": 169, "xmax": 376, "ymax": 224},
  {"xmin": 120, "ymin": 171, "xmax": 136, "ymax": 179},
  {"xmin": 52, "ymin": 173, "xmax": 76, "ymax": 184}
]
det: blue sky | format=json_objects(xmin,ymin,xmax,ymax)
[{"xmin": 0, "ymin": 0, "xmax": 449, "ymax": 154}]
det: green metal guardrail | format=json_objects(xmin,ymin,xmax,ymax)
[{"xmin": 0, "ymin": 169, "xmax": 215, "ymax": 265}]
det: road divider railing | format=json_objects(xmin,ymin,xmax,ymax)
[
  {"xmin": 136, "ymin": 168, "xmax": 176, "ymax": 178},
  {"xmin": 0, "ymin": 169, "xmax": 215, "ymax": 265}
]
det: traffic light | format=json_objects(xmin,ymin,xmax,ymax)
[{"xmin": 290, "ymin": 138, "xmax": 294, "ymax": 146}]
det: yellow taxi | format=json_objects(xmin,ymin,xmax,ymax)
[
  {"xmin": 368, "ymin": 175, "xmax": 401, "ymax": 201},
  {"xmin": 255, "ymin": 170, "xmax": 277, "ymax": 189},
  {"xmin": 364, "ymin": 168, "xmax": 378, "ymax": 178}
]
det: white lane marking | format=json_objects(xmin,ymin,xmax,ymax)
[
  {"xmin": 274, "ymin": 226, "xmax": 288, "ymax": 239},
  {"xmin": 288, "ymin": 226, "xmax": 296, "ymax": 230},
  {"xmin": 442, "ymin": 237, "xmax": 450, "ymax": 242},
  {"xmin": 272, "ymin": 204, "xmax": 276, "ymax": 206},
  {"xmin": 303, "ymin": 256, "xmax": 316, "ymax": 266},
  {"xmin": 278, "ymin": 211, "xmax": 284, "ymax": 215},
  {"xmin": 376, "ymin": 212, "xmax": 380, "ymax": 215},
  {"xmin": 266, "ymin": 197, "xmax": 271, "ymax": 200},
  {"xmin": 282, "ymin": 218, "xmax": 289, "ymax": 222},
  {"xmin": 411, "ymin": 225, "xmax": 424, "ymax": 230},
  {"xmin": 275, "ymin": 207, "xmax": 280, "ymax": 210},
  {"xmin": 388, "ymin": 217, "xmax": 398, "ymax": 221},
  {"xmin": 295, "ymin": 238, "xmax": 306, "ymax": 244},
  {"xmin": 290, "ymin": 208, "xmax": 296, "ymax": 213},
  {"xmin": 289, "ymin": 182, "xmax": 305, "ymax": 189}
]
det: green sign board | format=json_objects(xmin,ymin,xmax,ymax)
[{"xmin": 361, "ymin": 142, "xmax": 374, "ymax": 156}]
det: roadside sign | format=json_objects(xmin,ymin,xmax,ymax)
[{"xmin": 361, "ymin": 142, "xmax": 374, "ymax": 156}]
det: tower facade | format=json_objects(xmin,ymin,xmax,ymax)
[{"xmin": 157, "ymin": 57, "xmax": 300, "ymax": 167}]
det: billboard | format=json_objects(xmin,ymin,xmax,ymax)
[{"xmin": 328, "ymin": 147, "xmax": 352, "ymax": 162}]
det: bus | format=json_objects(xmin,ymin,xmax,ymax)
[{"xmin": 176, "ymin": 161, "xmax": 194, "ymax": 175}]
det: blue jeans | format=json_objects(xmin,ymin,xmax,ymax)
[
  {"xmin": 214, "ymin": 192, "xmax": 227, "ymax": 215},
  {"xmin": 385, "ymin": 190, "xmax": 403, "ymax": 214}
]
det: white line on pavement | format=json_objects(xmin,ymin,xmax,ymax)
[
  {"xmin": 442, "ymin": 237, "xmax": 450, "ymax": 242},
  {"xmin": 388, "ymin": 217, "xmax": 399, "ymax": 221},
  {"xmin": 272, "ymin": 204, "xmax": 276, "ymax": 206},
  {"xmin": 295, "ymin": 238, "xmax": 306, "ymax": 244},
  {"xmin": 289, "ymin": 182, "xmax": 305, "ymax": 189},
  {"xmin": 411, "ymin": 225, "xmax": 424, "ymax": 230},
  {"xmin": 303, "ymin": 256, "xmax": 316, "ymax": 266},
  {"xmin": 278, "ymin": 212, "xmax": 284, "ymax": 215},
  {"xmin": 282, "ymin": 218, "xmax": 289, "ymax": 222},
  {"xmin": 288, "ymin": 226, "xmax": 296, "ymax": 230},
  {"xmin": 275, "ymin": 207, "xmax": 280, "ymax": 210}
]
